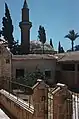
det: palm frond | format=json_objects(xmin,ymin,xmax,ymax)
[
  {"xmin": 75, "ymin": 33, "xmax": 79, "ymax": 39},
  {"xmin": 69, "ymin": 30, "xmax": 75, "ymax": 35},
  {"xmin": 65, "ymin": 30, "xmax": 79, "ymax": 41},
  {"xmin": 64, "ymin": 34, "xmax": 72, "ymax": 39}
]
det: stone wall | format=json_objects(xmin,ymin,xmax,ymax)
[
  {"xmin": 0, "ymin": 90, "xmax": 34, "ymax": 119},
  {"xmin": 32, "ymin": 80, "xmax": 48, "ymax": 119},
  {"xmin": 0, "ymin": 45, "xmax": 11, "ymax": 78},
  {"xmin": 53, "ymin": 87, "xmax": 72, "ymax": 119},
  {"xmin": 12, "ymin": 56, "xmax": 56, "ymax": 84}
]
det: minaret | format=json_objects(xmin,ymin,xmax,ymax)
[{"xmin": 19, "ymin": 0, "xmax": 32, "ymax": 54}]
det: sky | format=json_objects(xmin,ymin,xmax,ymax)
[{"xmin": 0, "ymin": 0, "xmax": 79, "ymax": 51}]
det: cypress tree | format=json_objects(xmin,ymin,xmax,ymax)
[
  {"xmin": 2, "ymin": 3, "xmax": 14, "ymax": 50},
  {"xmin": 38, "ymin": 25, "xmax": 46, "ymax": 54},
  {"xmin": 58, "ymin": 41, "xmax": 61, "ymax": 53},
  {"xmin": 60, "ymin": 46, "xmax": 64, "ymax": 53},
  {"xmin": 50, "ymin": 38, "xmax": 53, "ymax": 48},
  {"xmin": 58, "ymin": 41, "xmax": 65, "ymax": 53}
]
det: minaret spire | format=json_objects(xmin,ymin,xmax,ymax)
[{"xmin": 23, "ymin": 0, "xmax": 28, "ymax": 8}]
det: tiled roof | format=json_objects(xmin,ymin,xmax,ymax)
[
  {"xmin": 55, "ymin": 51, "xmax": 79, "ymax": 62},
  {"xmin": 30, "ymin": 40, "xmax": 54, "ymax": 52}
]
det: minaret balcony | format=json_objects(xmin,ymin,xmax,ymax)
[{"xmin": 19, "ymin": 21, "xmax": 32, "ymax": 29}]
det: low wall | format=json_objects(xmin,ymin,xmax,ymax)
[{"xmin": 0, "ymin": 90, "xmax": 34, "ymax": 119}]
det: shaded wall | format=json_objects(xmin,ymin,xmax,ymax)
[{"xmin": 12, "ymin": 58, "xmax": 56, "ymax": 83}]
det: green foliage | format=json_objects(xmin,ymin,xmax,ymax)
[
  {"xmin": 65, "ymin": 30, "xmax": 79, "ymax": 51},
  {"xmin": 58, "ymin": 41, "xmax": 64, "ymax": 53},
  {"xmin": 11, "ymin": 40, "xmax": 20, "ymax": 54},
  {"xmin": 2, "ymin": 3, "xmax": 14, "ymax": 47},
  {"xmin": 58, "ymin": 41, "xmax": 61, "ymax": 53},
  {"xmin": 38, "ymin": 25, "xmax": 46, "ymax": 44},
  {"xmin": 38, "ymin": 25, "xmax": 46, "ymax": 53},
  {"xmin": 16, "ymin": 68, "xmax": 45, "ymax": 87},
  {"xmin": 1, "ymin": 3, "xmax": 19, "ymax": 54},
  {"xmin": 50, "ymin": 38, "xmax": 53, "ymax": 48},
  {"xmin": 60, "ymin": 46, "xmax": 64, "ymax": 53}
]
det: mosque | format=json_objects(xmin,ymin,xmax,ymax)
[
  {"xmin": 18, "ymin": 0, "xmax": 54, "ymax": 54},
  {"xmin": 0, "ymin": 1, "xmax": 79, "ymax": 119},
  {"xmin": 0, "ymin": 0, "xmax": 56, "ymax": 85},
  {"xmin": 0, "ymin": 0, "xmax": 79, "ymax": 92}
]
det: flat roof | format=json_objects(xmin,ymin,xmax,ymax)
[
  {"xmin": 55, "ymin": 51, "xmax": 79, "ymax": 62},
  {"xmin": 12, "ymin": 54, "xmax": 56, "ymax": 60}
]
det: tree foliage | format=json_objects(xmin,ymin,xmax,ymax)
[
  {"xmin": 65, "ymin": 30, "xmax": 79, "ymax": 51},
  {"xmin": 16, "ymin": 68, "xmax": 45, "ymax": 87},
  {"xmin": 2, "ymin": 3, "xmax": 14, "ymax": 47},
  {"xmin": 58, "ymin": 41, "xmax": 64, "ymax": 53},
  {"xmin": 58, "ymin": 41, "xmax": 61, "ymax": 53},
  {"xmin": 50, "ymin": 38, "xmax": 53, "ymax": 48},
  {"xmin": 1, "ymin": 3, "xmax": 19, "ymax": 54},
  {"xmin": 60, "ymin": 46, "xmax": 64, "ymax": 53},
  {"xmin": 38, "ymin": 25, "xmax": 46, "ymax": 53}
]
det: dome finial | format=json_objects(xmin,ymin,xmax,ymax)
[{"xmin": 23, "ymin": 0, "xmax": 28, "ymax": 8}]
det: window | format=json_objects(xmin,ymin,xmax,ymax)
[
  {"xmin": 16, "ymin": 69, "xmax": 24, "ymax": 78},
  {"xmin": 45, "ymin": 70, "xmax": 51, "ymax": 78},
  {"xmin": 6, "ymin": 59, "xmax": 10, "ymax": 64},
  {"xmin": 62, "ymin": 64, "xmax": 75, "ymax": 71}
]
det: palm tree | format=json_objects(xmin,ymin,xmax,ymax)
[{"xmin": 65, "ymin": 30, "xmax": 79, "ymax": 51}]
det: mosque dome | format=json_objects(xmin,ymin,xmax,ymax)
[{"xmin": 30, "ymin": 40, "xmax": 55, "ymax": 54}]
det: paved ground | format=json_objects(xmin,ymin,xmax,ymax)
[{"xmin": 0, "ymin": 108, "xmax": 10, "ymax": 119}]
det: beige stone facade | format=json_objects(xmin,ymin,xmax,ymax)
[
  {"xmin": 0, "ymin": 80, "xmax": 73, "ymax": 119},
  {"xmin": 11, "ymin": 54, "xmax": 56, "ymax": 83},
  {"xmin": 52, "ymin": 85, "xmax": 72, "ymax": 119},
  {"xmin": 55, "ymin": 52, "xmax": 79, "ymax": 90},
  {"xmin": 1, "ymin": 41, "xmax": 79, "ymax": 91},
  {"xmin": 0, "ymin": 0, "xmax": 78, "ymax": 119},
  {"xmin": 0, "ymin": 44, "xmax": 11, "ymax": 78},
  {"xmin": 32, "ymin": 80, "xmax": 48, "ymax": 119}
]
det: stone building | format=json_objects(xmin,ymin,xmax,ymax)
[
  {"xmin": 0, "ymin": 0, "xmax": 79, "ymax": 93},
  {"xmin": 0, "ymin": 0, "xmax": 79, "ymax": 90},
  {"xmin": 12, "ymin": 54, "xmax": 56, "ymax": 83},
  {"xmin": 48, "ymin": 83, "xmax": 72, "ymax": 119},
  {"xmin": 0, "ymin": 0, "xmax": 56, "ymax": 87},
  {"xmin": 32, "ymin": 80, "xmax": 72, "ymax": 119},
  {"xmin": 55, "ymin": 52, "xmax": 79, "ymax": 91},
  {"xmin": 0, "ymin": 79, "xmax": 73, "ymax": 119},
  {"xmin": 19, "ymin": 0, "xmax": 54, "ymax": 55},
  {"xmin": 0, "ymin": 0, "xmax": 79, "ymax": 119},
  {"xmin": 0, "ymin": 38, "xmax": 11, "ymax": 89}
]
